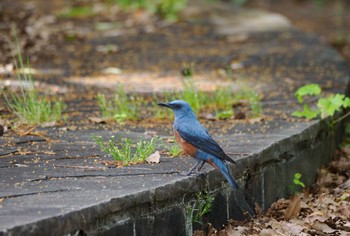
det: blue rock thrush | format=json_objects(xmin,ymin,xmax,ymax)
[{"xmin": 158, "ymin": 100, "xmax": 255, "ymax": 217}]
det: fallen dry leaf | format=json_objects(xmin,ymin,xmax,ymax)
[
  {"xmin": 200, "ymin": 113, "xmax": 217, "ymax": 121},
  {"xmin": 88, "ymin": 117, "xmax": 114, "ymax": 124},
  {"xmin": 258, "ymin": 228, "xmax": 278, "ymax": 236},
  {"xmin": 101, "ymin": 160, "xmax": 124, "ymax": 168},
  {"xmin": 247, "ymin": 117, "xmax": 264, "ymax": 124},
  {"xmin": 17, "ymin": 126, "xmax": 37, "ymax": 136},
  {"xmin": 279, "ymin": 220, "xmax": 304, "ymax": 235},
  {"xmin": 284, "ymin": 194, "xmax": 301, "ymax": 221},
  {"xmin": 311, "ymin": 220, "xmax": 337, "ymax": 234},
  {"xmin": 194, "ymin": 144, "xmax": 350, "ymax": 236},
  {"xmin": 165, "ymin": 138, "xmax": 175, "ymax": 143},
  {"xmin": 254, "ymin": 203, "xmax": 264, "ymax": 216},
  {"xmin": 193, "ymin": 230, "xmax": 206, "ymax": 236},
  {"xmin": 234, "ymin": 111, "xmax": 246, "ymax": 120},
  {"xmin": 101, "ymin": 67, "xmax": 122, "ymax": 75},
  {"xmin": 41, "ymin": 121, "xmax": 56, "ymax": 128},
  {"xmin": 305, "ymin": 210, "xmax": 328, "ymax": 224},
  {"xmin": 146, "ymin": 151, "xmax": 160, "ymax": 163},
  {"xmin": 59, "ymin": 125, "xmax": 78, "ymax": 131},
  {"xmin": 225, "ymin": 224, "xmax": 247, "ymax": 236}
]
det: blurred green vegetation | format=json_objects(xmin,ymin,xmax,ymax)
[{"xmin": 110, "ymin": 0, "xmax": 187, "ymax": 21}]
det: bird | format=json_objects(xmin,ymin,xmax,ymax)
[
  {"xmin": 158, "ymin": 100, "xmax": 238, "ymax": 188},
  {"xmin": 158, "ymin": 100, "xmax": 255, "ymax": 217}
]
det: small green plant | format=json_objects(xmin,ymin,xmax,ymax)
[
  {"xmin": 154, "ymin": 76, "xmax": 261, "ymax": 119},
  {"xmin": 292, "ymin": 84, "xmax": 350, "ymax": 123},
  {"xmin": 156, "ymin": 0, "xmax": 187, "ymax": 21},
  {"xmin": 289, "ymin": 172, "xmax": 305, "ymax": 194},
  {"xmin": 233, "ymin": 90, "xmax": 263, "ymax": 117},
  {"xmin": 97, "ymin": 85, "xmax": 142, "ymax": 122},
  {"xmin": 181, "ymin": 62, "xmax": 195, "ymax": 77},
  {"xmin": 94, "ymin": 135, "xmax": 160, "ymax": 165},
  {"xmin": 213, "ymin": 87, "xmax": 233, "ymax": 109},
  {"xmin": 312, "ymin": 0, "xmax": 326, "ymax": 7},
  {"xmin": 180, "ymin": 63, "xmax": 205, "ymax": 113},
  {"xmin": 185, "ymin": 191, "xmax": 214, "ymax": 231},
  {"xmin": 192, "ymin": 191, "xmax": 214, "ymax": 225},
  {"xmin": 249, "ymin": 92, "xmax": 263, "ymax": 117},
  {"xmin": 111, "ymin": 0, "xmax": 187, "ymax": 21},
  {"xmin": 59, "ymin": 6, "xmax": 94, "ymax": 18},
  {"xmin": 168, "ymin": 143, "xmax": 182, "ymax": 157},
  {"xmin": 215, "ymin": 110, "xmax": 234, "ymax": 119},
  {"xmin": 213, "ymin": 87, "xmax": 234, "ymax": 119},
  {"xmin": 3, "ymin": 30, "xmax": 65, "ymax": 125},
  {"xmin": 182, "ymin": 78, "xmax": 207, "ymax": 114}
]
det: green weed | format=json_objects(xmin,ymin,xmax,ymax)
[
  {"xmin": 249, "ymin": 92, "xmax": 263, "ymax": 117},
  {"xmin": 59, "ymin": 6, "xmax": 94, "ymax": 18},
  {"xmin": 156, "ymin": 75, "xmax": 261, "ymax": 119},
  {"xmin": 111, "ymin": 0, "xmax": 187, "ymax": 21},
  {"xmin": 289, "ymin": 172, "xmax": 305, "ymax": 194},
  {"xmin": 215, "ymin": 110, "xmax": 234, "ymax": 119},
  {"xmin": 233, "ymin": 90, "xmax": 263, "ymax": 117},
  {"xmin": 185, "ymin": 191, "xmax": 214, "ymax": 230},
  {"xmin": 156, "ymin": 0, "xmax": 187, "ymax": 21},
  {"xmin": 97, "ymin": 85, "xmax": 142, "ymax": 122},
  {"xmin": 192, "ymin": 191, "xmax": 214, "ymax": 225},
  {"xmin": 168, "ymin": 143, "xmax": 182, "ymax": 157},
  {"xmin": 292, "ymin": 83, "xmax": 350, "ymax": 123},
  {"xmin": 3, "ymin": 31, "xmax": 65, "ymax": 125},
  {"xmin": 213, "ymin": 87, "xmax": 234, "ymax": 119},
  {"xmin": 94, "ymin": 135, "xmax": 160, "ymax": 165},
  {"xmin": 182, "ymin": 78, "xmax": 207, "ymax": 114},
  {"xmin": 181, "ymin": 62, "xmax": 195, "ymax": 77},
  {"xmin": 179, "ymin": 64, "xmax": 207, "ymax": 113}
]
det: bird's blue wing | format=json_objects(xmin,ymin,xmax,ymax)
[{"xmin": 175, "ymin": 122, "xmax": 236, "ymax": 164}]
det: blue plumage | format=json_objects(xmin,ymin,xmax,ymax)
[
  {"xmin": 158, "ymin": 100, "xmax": 238, "ymax": 188},
  {"xmin": 158, "ymin": 100, "xmax": 255, "ymax": 217}
]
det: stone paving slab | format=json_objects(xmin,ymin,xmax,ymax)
[
  {"xmin": 0, "ymin": 2, "xmax": 350, "ymax": 235},
  {"xmin": 0, "ymin": 119, "xmax": 342, "ymax": 235}
]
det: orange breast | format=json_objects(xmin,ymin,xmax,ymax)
[
  {"xmin": 174, "ymin": 129, "xmax": 198, "ymax": 157},
  {"xmin": 206, "ymin": 158, "xmax": 218, "ymax": 170}
]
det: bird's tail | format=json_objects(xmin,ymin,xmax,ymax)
[
  {"xmin": 211, "ymin": 158, "xmax": 239, "ymax": 190},
  {"xmin": 212, "ymin": 158, "xmax": 255, "ymax": 217}
]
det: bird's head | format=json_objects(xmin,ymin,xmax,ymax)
[{"xmin": 158, "ymin": 100, "xmax": 196, "ymax": 119}]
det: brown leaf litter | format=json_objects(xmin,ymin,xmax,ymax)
[{"xmin": 195, "ymin": 146, "xmax": 350, "ymax": 236}]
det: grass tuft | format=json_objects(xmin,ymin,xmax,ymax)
[
  {"xmin": 185, "ymin": 191, "xmax": 214, "ymax": 229},
  {"xmin": 182, "ymin": 78, "xmax": 206, "ymax": 114},
  {"xmin": 168, "ymin": 142, "xmax": 182, "ymax": 157},
  {"xmin": 233, "ymin": 90, "xmax": 263, "ymax": 117},
  {"xmin": 113, "ymin": 0, "xmax": 187, "ymax": 21},
  {"xmin": 3, "ymin": 29, "xmax": 65, "ymax": 125},
  {"xmin": 213, "ymin": 87, "xmax": 234, "ymax": 119},
  {"xmin": 94, "ymin": 135, "xmax": 160, "ymax": 165},
  {"xmin": 97, "ymin": 84, "xmax": 142, "ymax": 122}
]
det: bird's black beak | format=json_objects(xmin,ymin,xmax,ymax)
[{"xmin": 157, "ymin": 102, "xmax": 171, "ymax": 108}]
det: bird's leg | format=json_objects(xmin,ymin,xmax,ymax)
[
  {"xmin": 180, "ymin": 160, "xmax": 204, "ymax": 176},
  {"xmin": 196, "ymin": 161, "xmax": 205, "ymax": 172}
]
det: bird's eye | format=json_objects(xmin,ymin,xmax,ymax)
[{"xmin": 174, "ymin": 104, "xmax": 182, "ymax": 109}]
